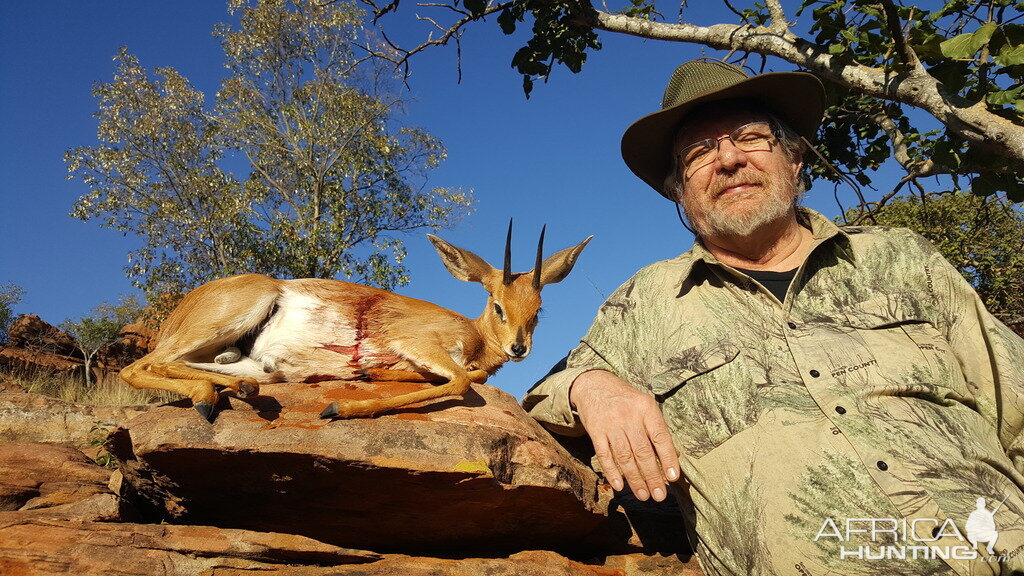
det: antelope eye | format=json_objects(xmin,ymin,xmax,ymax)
[{"xmin": 493, "ymin": 302, "xmax": 504, "ymax": 318}]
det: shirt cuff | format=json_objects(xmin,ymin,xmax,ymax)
[{"xmin": 522, "ymin": 365, "xmax": 609, "ymax": 437}]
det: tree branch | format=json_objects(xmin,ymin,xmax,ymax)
[
  {"xmin": 870, "ymin": 111, "xmax": 936, "ymax": 178},
  {"xmin": 764, "ymin": 0, "xmax": 787, "ymax": 34},
  {"xmin": 577, "ymin": 10, "xmax": 1024, "ymax": 165},
  {"xmin": 875, "ymin": 0, "xmax": 919, "ymax": 67},
  {"xmin": 367, "ymin": 1, "xmax": 513, "ymax": 82}
]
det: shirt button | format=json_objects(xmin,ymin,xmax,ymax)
[
  {"xmin": 831, "ymin": 427, "xmax": 841, "ymax": 435},
  {"xmin": 835, "ymin": 406, "xmax": 846, "ymax": 414},
  {"xmin": 787, "ymin": 321, "xmax": 797, "ymax": 329},
  {"xmin": 810, "ymin": 370, "xmax": 820, "ymax": 378},
  {"xmin": 877, "ymin": 461, "xmax": 889, "ymax": 471}
]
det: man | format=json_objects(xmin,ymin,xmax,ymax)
[{"xmin": 523, "ymin": 59, "xmax": 1024, "ymax": 575}]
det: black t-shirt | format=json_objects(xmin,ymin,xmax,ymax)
[{"xmin": 734, "ymin": 267, "xmax": 798, "ymax": 303}]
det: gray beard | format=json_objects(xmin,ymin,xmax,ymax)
[{"xmin": 683, "ymin": 174, "xmax": 801, "ymax": 239}]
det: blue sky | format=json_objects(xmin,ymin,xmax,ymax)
[{"xmin": 0, "ymin": 1, "xmax": 888, "ymax": 399}]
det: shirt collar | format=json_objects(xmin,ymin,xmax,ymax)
[{"xmin": 674, "ymin": 207, "xmax": 857, "ymax": 283}]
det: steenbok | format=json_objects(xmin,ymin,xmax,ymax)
[{"xmin": 120, "ymin": 224, "xmax": 591, "ymax": 420}]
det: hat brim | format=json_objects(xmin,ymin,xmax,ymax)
[{"xmin": 621, "ymin": 71, "xmax": 826, "ymax": 200}]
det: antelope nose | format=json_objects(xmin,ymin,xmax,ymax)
[{"xmin": 511, "ymin": 344, "xmax": 527, "ymax": 357}]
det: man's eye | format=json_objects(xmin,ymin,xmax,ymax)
[
  {"xmin": 736, "ymin": 130, "xmax": 771, "ymax": 143},
  {"xmin": 683, "ymin": 143, "xmax": 714, "ymax": 165},
  {"xmin": 735, "ymin": 133, "xmax": 762, "ymax": 142}
]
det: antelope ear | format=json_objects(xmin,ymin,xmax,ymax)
[
  {"xmin": 536, "ymin": 236, "xmax": 593, "ymax": 287},
  {"xmin": 428, "ymin": 234, "xmax": 495, "ymax": 283}
]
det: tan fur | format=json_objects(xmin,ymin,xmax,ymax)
[{"xmin": 120, "ymin": 233, "xmax": 592, "ymax": 418}]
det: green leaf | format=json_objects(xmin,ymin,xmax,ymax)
[
  {"xmin": 973, "ymin": 21, "xmax": 999, "ymax": 47},
  {"xmin": 987, "ymin": 85, "xmax": 1024, "ymax": 105},
  {"xmin": 972, "ymin": 173, "xmax": 1005, "ymax": 196},
  {"xmin": 829, "ymin": 43, "xmax": 847, "ymax": 54},
  {"xmin": 463, "ymin": 0, "xmax": 486, "ymax": 16},
  {"xmin": 996, "ymin": 44, "xmax": 1024, "ymax": 66},
  {"xmin": 1006, "ymin": 180, "xmax": 1024, "ymax": 202},
  {"xmin": 497, "ymin": 7, "xmax": 518, "ymax": 35},
  {"xmin": 912, "ymin": 33, "xmax": 945, "ymax": 59},
  {"xmin": 932, "ymin": 138, "xmax": 963, "ymax": 170},
  {"xmin": 940, "ymin": 32, "xmax": 977, "ymax": 58},
  {"xmin": 941, "ymin": 22, "xmax": 998, "ymax": 58}
]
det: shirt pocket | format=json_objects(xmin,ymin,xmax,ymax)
[
  {"xmin": 647, "ymin": 350, "xmax": 760, "ymax": 459},
  {"xmin": 843, "ymin": 306, "xmax": 973, "ymax": 405}
]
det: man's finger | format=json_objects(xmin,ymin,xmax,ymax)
[
  {"xmin": 626, "ymin": 431, "xmax": 666, "ymax": 501},
  {"xmin": 609, "ymin": 432, "xmax": 649, "ymax": 499},
  {"xmin": 645, "ymin": 411, "xmax": 680, "ymax": 483},
  {"xmin": 592, "ymin": 434, "xmax": 624, "ymax": 491}
]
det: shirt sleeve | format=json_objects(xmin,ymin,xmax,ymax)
[
  {"xmin": 925, "ymin": 238, "xmax": 1024, "ymax": 472},
  {"xmin": 522, "ymin": 269, "xmax": 661, "ymax": 437}
]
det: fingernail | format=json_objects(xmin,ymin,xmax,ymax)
[
  {"xmin": 667, "ymin": 467, "xmax": 679, "ymax": 481},
  {"xmin": 612, "ymin": 479, "xmax": 624, "ymax": 491},
  {"xmin": 653, "ymin": 487, "xmax": 666, "ymax": 501},
  {"xmin": 636, "ymin": 488, "xmax": 650, "ymax": 501}
]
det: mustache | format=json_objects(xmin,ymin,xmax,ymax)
[{"xmin": 710, "ymin": 172, "xmax": 767, "ymax": 196}]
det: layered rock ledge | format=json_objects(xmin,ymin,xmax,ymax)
[{"xmin": 109, "ymin": 381, "xmax": 615, "ymax": 555}]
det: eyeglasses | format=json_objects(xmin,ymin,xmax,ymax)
[{"xmin": 677, "ymin": 121, "xmax": 781, "ymax": 177}]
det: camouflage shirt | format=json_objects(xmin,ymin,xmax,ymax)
[{"xmin": 523, "ymin": 208, "xmax": 1024, "ymax": 576}]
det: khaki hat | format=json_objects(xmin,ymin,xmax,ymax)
[{"xmin": 620, "ymin": 59, "xmax": 826, "ymax": 200}]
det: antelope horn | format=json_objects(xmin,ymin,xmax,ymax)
[
  {"xmin": 503, "ymin": 218, "xmax": 513, "ymax": 286},
  {"xmin": 533, "ymin": 224, "xmax": 546, "ymax": 289}
]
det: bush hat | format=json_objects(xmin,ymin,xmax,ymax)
[{"xmin": 620, "ymin": 59, "xmax": 826, "ymax": 200}]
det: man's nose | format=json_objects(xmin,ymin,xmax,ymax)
[{"xmin": 715, "ymin": 138, "xmax": 748, "ymax": 170}]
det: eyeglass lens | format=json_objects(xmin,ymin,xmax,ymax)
[{"xmin": 680, "ymin": 122, "xmax": 776, "ymax": 175}]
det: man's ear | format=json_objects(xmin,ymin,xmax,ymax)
[{"xmin": 789, "ymin": 154, "xmax": 804, "ymax": 186}]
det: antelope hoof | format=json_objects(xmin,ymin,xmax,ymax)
[
  {"xmin": 320, "ymin": 402, "xmax": 339, "ymax": 419},
  {"xmin": 194, "ymin": 401, "xmax": 215, "ymax": 422},
  {"xmin": 236, "ymin": 380, "xmax": 259, "ymax": 398}
]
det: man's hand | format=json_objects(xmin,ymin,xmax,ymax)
[{"xmin": 570, "ymin": 369, "xmax": 679, "ymax": 501}]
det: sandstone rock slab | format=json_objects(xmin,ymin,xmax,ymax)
[
  {"xmin": 0, "ymin": 516, "xmax": 379, "ymax": 576},
  {"xmin": 0, "ymin": 443, "xmax": 111, "ymax": 511},
  {"xmin": 109, "ymin": 381, "xmax": 614, "ymax": 555},
  {"xmin": 0, "ymin": 392, "xmax": 150, "ymax": 448},
  {"xmin": 0, "ymin": 346, "xmax": 82, "ymax": 377}
]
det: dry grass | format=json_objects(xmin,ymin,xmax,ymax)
[{"xmin": 5, "ymin": 369, "xmax": 180, "ymax": 407}]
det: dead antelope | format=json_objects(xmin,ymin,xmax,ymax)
[{"xmin": 120, "ymin": 224, "xmax": 591, "ymax": 421}]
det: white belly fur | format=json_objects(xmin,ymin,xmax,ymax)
[{"xmin": 248, "ymin": 287, "xmax": 401, "ymax": 381}]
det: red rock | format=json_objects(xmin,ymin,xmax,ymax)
[
  {"xmin": 119, "ymin": 322, "xmax": 158, "ymax": 352},
  {"xmin": 109, "ymin": 381, "xmax": 616, "ymax": 556},
  {"xmin": 604, "ymin": 552, "xmax": 704, "ymax": 576},
  {"xmin": 0, "ymin": 377, "xmax": 25, "ymax": 392},
  {"xmin": 203, "ymin": 550, "xmax": 702, "ymax": 576},
  {"xmin": 0, "ymin": 346, "xmax": 83, "ymax": 377},
  {"xmin": 94, "ymin": 322, "xmax": 158, "ymax": 377},
  {"xmin": 0, "ymin": 517, "xmax": 380, "ymax": 576},
  {"xmin": 6, "ymin": 314, "xmax": 80, "ymax": 357},
  {"xmin": 0, "ymin": 443, "xmax": 110, "ymax": 510},
  {"xmin": 0, "ymin": 392, "xmax": 151, "ymax": 448}
]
